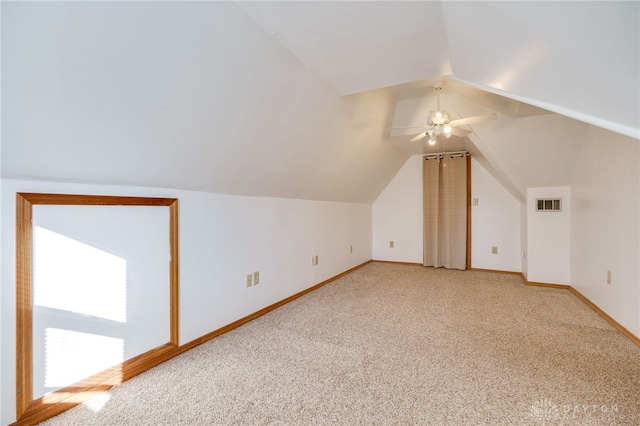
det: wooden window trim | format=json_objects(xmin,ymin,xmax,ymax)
[{"xmin": 15, "ymin": 193, "xmax": 179, "ymax": 421}]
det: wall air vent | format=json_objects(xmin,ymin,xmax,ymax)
[{"xmin": 536, "ymin": 198, "xmax": 562, "ymax": 212}]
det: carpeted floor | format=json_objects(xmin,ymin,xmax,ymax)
[{"xmin": 40, "ymin": 262, "xmax": 640, "ymax": 425}]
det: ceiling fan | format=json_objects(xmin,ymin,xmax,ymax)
[{"xmin": 389, "ymin": 81, "xmax": 497, "ymax": 145}]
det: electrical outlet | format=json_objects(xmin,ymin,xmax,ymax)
[
  {"xmin": 253, "ymin": 271, "xmax": 260, "ymax": 285},
  {"xmin": 473, "ymin": 198, "xmax": 479, "ymax": 206},
  {"xmin": 491, "ymin": 246, "xmax": 498, "ymax": 254},
  {"xmin": 389, "ymin": 241, "xmax": 394, "ymax": 248},
  {"xmin": 246, "ymin": 274, "xmax": 252, "ymax": 287},
  {"xmin": 350, "ymin": 245, "xmax": 353, "ymax": 254},
  {"xmin": 315, "ymin": 255, "xmax": 319, "ymax": 265},
  {"xmin": 607, "ymin": 270, "xmax": 612, "ymax": 285}
]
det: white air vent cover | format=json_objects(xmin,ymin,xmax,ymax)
[{"xmin": 536, "ymin": 198, "xmax": 562, "ymax": 212}]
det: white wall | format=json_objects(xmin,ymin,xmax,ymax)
[
  {"xmin": 0, "ymin": 179, "xmax": 372, "ymax": 425},
  {"xmin": 372, "ymin": 155, "xmax": 423, "ymax": 263},
  {"xmin": 571, "ymin": 126, "xmax": 639, "ymax": 337},
  {"xmin": 471, "ymin": 157, "xmax": 521, "ymax": 272},
  {"xmin": 526, "ymin": 186, "xmax": 571, "ymax": 284},
  {"xmin": 372, "ymin": 155, "xmax": 522, "ymax": 271}
]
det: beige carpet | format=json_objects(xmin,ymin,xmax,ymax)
[{"xmin": 40, "ymin": 262, "xmax": 640, "ymax": 425}]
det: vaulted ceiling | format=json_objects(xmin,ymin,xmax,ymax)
[{"xmin": 2, "ymin": 1, "xmax": 639, "ymax": 203}]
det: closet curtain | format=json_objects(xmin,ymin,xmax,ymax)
[{"xmin": 423, "ymin": 154, "xmax": 468, "ymax": 270}]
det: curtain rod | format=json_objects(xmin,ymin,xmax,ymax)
[{"xmin": 423, "ymin": 151, "xmax": 469, "ymax": 159}]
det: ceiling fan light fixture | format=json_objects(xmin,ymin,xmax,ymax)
[
  {"xmin": 387, "ymin": 81, "xmax": 498, "ymax": 146},
  {"xmin": 427, "ymin": 130, "xmax": 438, "ymax": 145},
  {"xmin": 430, "ymin": 111, "xmax": 450, "ymax": 125}
]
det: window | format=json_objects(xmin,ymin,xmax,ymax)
[{"xmin": 15, "ymin": 193, "xmax": 179, "ymax": 423}]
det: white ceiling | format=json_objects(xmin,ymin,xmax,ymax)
[
  {"xmin": 236, "ymin": 1, "xmax": 639, "ymax": 201},
  {"xmin": 237, "ymin": 1, "xmax": 639, "ymax": 138},
  {"xmin": 2, "ymin": 1, "xmax": 639, "ymax": 203},
  {"xmin": 236, "ymin": 1, "xmax": 452, "ymax": 95}
]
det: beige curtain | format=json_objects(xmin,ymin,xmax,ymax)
[{"xmin": 423, "ymin": 154, "xmax": 468, "ymax": 270}]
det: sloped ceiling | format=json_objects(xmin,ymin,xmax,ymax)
[
  {"xmin": 2, "ymin": 1, "xmax": 639, "ymax": 204},
  {"xmin": 1, "ymin": 2, "xmax": 408, "ymax": 203},
  {"xmin": 238, "ymin": 1, "xmax": 639, "ymax": 138},
  {"xmin": 235, "ymin": 1, "xmax": 452, "ymax": 95},
  {"xmin": 237, "ymin": 1, "xmax": 639, "ymax": 202}
]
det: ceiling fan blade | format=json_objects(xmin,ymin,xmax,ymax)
[
  {"xmin": 449, "ymin": 113, "xmax": 497, "ymax": 127},
  {"xmin": 410, "ymin": 132, "xmax": 427, "ymax": 142}
]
